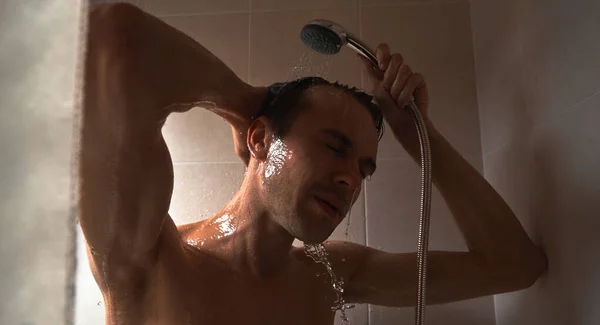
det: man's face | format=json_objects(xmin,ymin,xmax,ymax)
[{"xmin": 260, "ymin": 85, "xmax": 379, "ymax": 244}]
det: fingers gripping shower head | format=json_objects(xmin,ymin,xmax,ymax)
[{"xmin": 300, "ymin": 19, "xmax": 380, "ymax": 69}]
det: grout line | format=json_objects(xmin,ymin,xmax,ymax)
[
  {"xmin": 157, "ymin": 10, "xmax": 249, "ymax": 18},
  {"xmin": 539, "ymin": 85, "xmax": 600, "ymax": 129},
  {"xmin": 483, "ymin": 85, "xmax": 600, "ymax": 159},
  {"xmin": 358, "ymin": 0, "xmax": 365, "ymax": 91},
  {"xmin": 173, "ymin": 161, "xmax": 243, "ymax": 165},
  {"xmin": 361, "ymin": 0, "xmax": 464, "ymax": 8},
  {"xmin": 247, "ymin": 0, "xmax": 252, "ymax": 83},
  {"xmin": 154, "ymin": 0, "xmax": 464, "ymax": 18},
  {"xmin": 466, "ymin": 0, "xmax": 485, "ymax": 170},
  {"xmin": 363, "ymin": 183, "xmax": 368, "ymax": 247},
  {"xmin": 156, "ymin": 6, "xmax": 352, "ymax": 18},
  {"xmin": 358, "ymin": 4, "xmax": 372, "ymax": 324},
  {"xmin": 376, "ymin": 156, "xmax": 414, "ymax": 161},
  {"xmin": 251, "ymin": 5, "xmax": 356, "ymax": 12},
  {"xmin": 363, "ymin": 181, "xmax": 371, "ymax": 325},
  {"xmin": 363, "ymin": 178, "xmax": 371, "ymax": 325}
]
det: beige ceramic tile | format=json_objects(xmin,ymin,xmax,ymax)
[
  {"xmin": 160, "ymin": 13, "xmax": 249, "ymax": 82},
  {"xmin": 159, "ymin": 14, "xmax": 249, "ymax": 163},
  {"xmin": 334, "ymin": 304, "xmax": 368, "ymax": 325},
  {"xmin": 252, "ymin": 0, "xmax": 356, "ymax": 11},
  {"xmin": 75, "ymin": 228, "xmax": 106, "ymax": 324},
  {"xmin": 369, "ymin": 296, "xmax": 496, "ymax": 325},
  {"xmin": 520, "ymin": 0, "xmax": 600, "ymax": 125},
  {"xmin": 470, "ymin": 0, "xmax": 533, "ymax": 154},
  {"xmin": 169, "ymin": 163, "xmax": 247, "ymax": 225},
  {"xmin": 494, "ymin": 89, "xmax": 600, "ymax": 325},
  {"xmin": 249, "ymin": 8, "xmax": 361, "ymax": 88},
  {"xmin": 91, "ymin": 0, "xmax": 139, "ymax": 5},
  {"xmin": 482, "ymin": 135, "xmax": 537, "ymax": 239},
  {"xmin": 162, "ymin": 108, "xmax": 240, "ymax": 163},
  {"xmin": 139, "ymin": 0, "xmax": 249, "ymax": 16},
  {"xmin": 366, "ymin": 157, "xmax": 495, "ymax": 322},
  {"xmin": 361, "ymin": 0, "xmax": 444, "ymax": 6},
  {"xmin": 361, "ymin": 2, "xmax": 480, "ymax": 159},
  {"xmin": 365, "ymin": 159, "xmax": 469, "ymax": 252}
]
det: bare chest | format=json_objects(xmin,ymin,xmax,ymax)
[{"xmin": 141, "ymin": 249, "xmax": 339, "ymax": 325}]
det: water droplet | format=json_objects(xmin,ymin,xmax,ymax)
[{"xmin": 341, "ymin": 258, "xmax": 346, "ymax": 262}]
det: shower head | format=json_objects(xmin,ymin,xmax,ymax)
[{"xmin": 300, "ymin": 19, "xmax": 380, "ymax": 69}]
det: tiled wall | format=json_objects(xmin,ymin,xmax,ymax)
[
  {"xmin": 470, "ymin": 0, "xmax": 600, "ymax": 324},
  {"xmin": 76, "ymin": 0, "xmax": 492, "ymax": 324}
]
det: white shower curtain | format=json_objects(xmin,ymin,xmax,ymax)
[{"xmin": 0, "ymin": 0, "xmax": 84, "ymax": 324}]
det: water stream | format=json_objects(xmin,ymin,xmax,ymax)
[{"xmin": 290, "ymin": 47, "xmax": 362, "ymax": 324}]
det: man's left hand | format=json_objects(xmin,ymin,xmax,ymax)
[{"xmin": 358, "ymin": 43, "xmax": 430, "ymax": 142}]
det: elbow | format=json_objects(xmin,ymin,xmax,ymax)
[
  {"xmin": 88, "ymin": 2, "xmax": 146, "ymax": 53},
  {"xmin": 522, "ymin": 248, "xmax": 548, "ymax": 287},
  {"xmin": 500, "ymin": 248, "xmax": 548, "ymax": 291},
  {"xmin": 90, "ymin": 2, "xmax": 144, "ymax": 23}
]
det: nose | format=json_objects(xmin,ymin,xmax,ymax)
[{"xmin": 333, "ymin": 165, "xmax": 362, "ymax": 191}]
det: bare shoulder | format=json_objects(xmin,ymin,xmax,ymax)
[
  {"xmin": 290, "ymin": 241, "xmax": 372, "ymax": 281},
  {"xmin": 176, "ymin": 219, "xmax": 210, "ymax": 247}
]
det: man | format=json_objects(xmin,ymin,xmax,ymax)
[{"xmin": 81, "ymin": 3, "xmax": 547, "ymax": 324}]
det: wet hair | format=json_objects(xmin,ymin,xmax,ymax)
[{"xmin": 252, "ymin": 76, "xmax": 384, "ymax": 141}]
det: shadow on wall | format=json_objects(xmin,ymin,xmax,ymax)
[
  {"xmin": 493, "ymin": 109, "xmax": 600, "ymax": 325},
  {"xmin": 533, "ymin": 132, "xmax": 600, "ymax": 324}
]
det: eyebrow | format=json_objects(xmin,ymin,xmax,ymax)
[{"xmin": 319, "ymin": 128, "xmax": 377, "ymax": 175}]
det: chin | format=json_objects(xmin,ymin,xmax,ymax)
[
  {"xmin": 293, "ymin": 227, "xmax": 333, "ymax": 245},
  {"xmin": 287, "ymin": 206, "xmax": 337, "ymax": 244}
]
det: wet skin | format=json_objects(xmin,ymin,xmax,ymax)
[{"xmin": 80, "ymin": 3, "xmax": 547, "ymax": 324}]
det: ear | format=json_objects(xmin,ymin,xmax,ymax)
[{"xmin": 247, "ymin": 116, "xmax": 271, "ymax": 162}]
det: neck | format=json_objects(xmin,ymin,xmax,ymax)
[{"xmin": 213, "ymin": 176, "xmax": 295, "ymax": 277}]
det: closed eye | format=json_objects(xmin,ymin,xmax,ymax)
[
  {"xmin": 326, "ymin": 144, "xmax": 344, "ymax": 155},
  {"xmin": 327, "ymin": 144, "xmax": 368, "ymax": 179}
]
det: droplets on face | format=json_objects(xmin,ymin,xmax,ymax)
[{"xmin": 263, "ymin": 137, "xmax": 293, "ymax": 181}]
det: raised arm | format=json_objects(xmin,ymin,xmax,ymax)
[
  {"xmin": 80, "ymin": 3, "xmax": 263, "ymax": 288},
  {"xmin": 325, "ymin": 124, "xmax": 547, "ymax": 306},
  {"xmin": 323, "ymin": 44, "xmax": 547, "ymax": 307}
]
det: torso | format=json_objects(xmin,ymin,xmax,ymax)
[{"xmin": 100, "ymin": 221, "xmax": 340, "ymax": 325}]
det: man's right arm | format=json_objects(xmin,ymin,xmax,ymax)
[{"xmin": 80, "ymin": 3, "xmax": 257, "ymax": 288}]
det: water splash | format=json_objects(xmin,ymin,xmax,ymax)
[{"xmin": 304, "ymin": 243, "xmax": 354, "ymax": 324}]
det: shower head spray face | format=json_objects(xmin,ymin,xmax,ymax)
[
  {"xmin": 300, "ymin": 20, "xmax": 345, "ymax": 55},
  {"xmin": 300, "ymin": 19, "xmax": 380, "ymax": 69}
]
